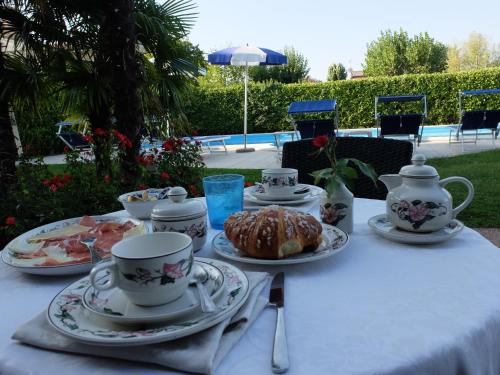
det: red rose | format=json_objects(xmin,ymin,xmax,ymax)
[
  {"xmin": 63, "ymin": 146, "xmax": 70, "ymax": 153},
  {"xmin": 5, "ymin": 216, "xmax": 15, "ymax": 225},
  {"xmin": 103, "ymin": 175, "xmax": 111, "ymax": 184},
  {"xmin": 42, "ymin": 179, "xmax": 50, "ymax": 186},
  {"xmin": 160, "ymin": 172, "xmax": 171, "ymax": 180},
  {"xmin": 82, "ymin": 135, "xmax": 93, "ymax": 143},
  {"xmin": 312, "ymin": 135, "xmax": 329, "ymax": 148},
  {"xmin": 244, "ymin": 182, "xmax": 253, "ymax": 187},
  {"xmin": 50, "ymin": 184, "xmax": 58, "ymax": 193},
  {"xmin": 137, "ymin": 183, "xmax": 146, "ymax": 190},
  {"xmin": 95, "ymin": 128, "xmax": 108, "ymax": 137},
  {"xmin": 195, "ymin": 140, "xmax": 202, "ymax": 146}
]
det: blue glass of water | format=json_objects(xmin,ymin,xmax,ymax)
[{"xmin": 203, "ymin": 174, "xmax": 244, "ymax": 230}]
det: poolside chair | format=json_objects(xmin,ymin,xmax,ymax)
[
  {"xmin": 288, "ymin": 99, "xmax": 337, "ymax": 139},
  {"xmin": 449, "ymin": 89, "xmax": 500, "ymax": 151},
  {"xmin": 281, "ymin": 137, "xmax": 413, "ymax": 200},
  {"xmin": 55, "ymin": 120, "xmax": 90, "ymax": 151},
  {"xmin": 375, "ymin": 94, "xmax": 427, "ymax": 147}
]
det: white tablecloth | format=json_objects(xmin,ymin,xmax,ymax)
[{"xmin": 2, "ymin": 198, "xmax": 500, "ymax": 375}]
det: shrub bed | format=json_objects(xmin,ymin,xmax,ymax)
[{"xmin": 184, "ymin": 68, "xmax": 500, "ymax": 135}]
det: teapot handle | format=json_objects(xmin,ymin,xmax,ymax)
[{"xmin": 439, "ymin": 177, "xmax": 474, "ymax": 218}]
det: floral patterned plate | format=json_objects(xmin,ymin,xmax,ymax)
[
  {"xmin": 368, "ymin": 214, "xmax": 465, "ymax": 245},
  {"xmin": 212, "ymin": 224, "xmax": 349, "ymax": 265},
  {"xmin": 2, "ymin": 216, "xmax": 146, "ymax": 276},
  {"xmin": 82, "ymin": 262, "xmax": 225, "ymax": 324},
  {"xmin": 46, "ymin": 258, "xmax": 249, "ymax": 346},
  {"xmin": 243, "ymin": 185, "xmax": 323, "ymax": 206},
  {"xmin": 247, "ymin": 184, "xmax": 323, "ymax": 201}
]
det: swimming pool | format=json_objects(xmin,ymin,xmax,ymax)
[{"xmin": 211, "ymin": 125, "xmax": 474, "ymax": 146}]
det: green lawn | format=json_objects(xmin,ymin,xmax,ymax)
[{"xmin": 47, "ymin": 150, "xmax": 500, "ymax": 228}]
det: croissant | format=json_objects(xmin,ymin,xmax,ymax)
[{"xmin": 224, "ymin": 206, "xmax": 323, "ymax": 259}]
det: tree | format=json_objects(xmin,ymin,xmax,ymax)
[
  {"xmin": 363, "ymin": 29, "xmax": 447, "ymax": 76},
  {"xmin": 250, "ymin": 46, "xmax": 310, "ymax": 84},
  {"xmin": 447, "ymin": 32, "xmax": 500, "ymax": 72},
  {"xmin": 327, "ymin": 63, "xmax": 347, "ymax": 81}
]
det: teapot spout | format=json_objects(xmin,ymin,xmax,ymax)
[{"xmin": 378, "ymin": 174, "xmax": 402, "ymax": 191}]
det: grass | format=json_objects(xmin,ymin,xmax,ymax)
[{"xmin": 47, "ymin": 150, "xmax": 500, "ymax": 228}]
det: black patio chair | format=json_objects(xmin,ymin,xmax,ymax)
[{"xmin": 281, "ymin": 137, "xmax": 413, "ymax": 200}]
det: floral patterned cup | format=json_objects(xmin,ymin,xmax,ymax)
[
  {"xmin": 89, "ymin": 232, "xmax": 193, "ymax": 306},
  {"xmin": 261, "ymin": 168, "xmax": 298, "ymax": 197}
]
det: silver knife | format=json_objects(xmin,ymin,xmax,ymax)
[{"xmin": 269, "ymin": 272, "xmax": 289, "ymax": 373}]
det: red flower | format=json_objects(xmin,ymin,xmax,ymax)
[
  {"xmin": 312, "ymin": 135, "xmax": 329, "ymax": 148},
  {"xmin": 95, "ymin": 128, "xmax": 108, "ymax": 137},
  {"xmin": 137, "ymin": 183, "xmax": 146, "ymax": 190},
  {"xmin": 189, "ymin": 184, "xmax": 198, "ymax": 196},
  {"xmin": 161, "ymin": 172, "xmax": 171, "ymax": 180},
  {"xmin": 113, "ymin": 130, "xmax": 133, "ymax": 149},
  {"xmin": 104, "ymin": 175, "xmax": 111, "ymax": 184},
  {"xmin": 192, "ymin": 129, "xmax": 199, "ymax": 136},
  {"xmin": 195, "ymin": 140, "xmax": 202, "ymax": 146},
  {"xmin": 42, "ymin": 179, "xmax": 50, "ymax": 186},
  {"xmin": 63, "ymin": 146, "xmax": 70, "ymax": 153},
  {"xmin": 244, "ymin": 182, "xmax": 253, "ymax": 187},
  {"xmin": 62, "ymin": 174, "xmax": 72, "ymax": 183},
  {"xmin": 5, "ymin": 216, "xmax": 15, "ymax": 225},
  {"xmin": 162, "ymin": 139, "xmax": 176, "ymax": 152},
  {"xmin": 50, "ymin": 184, "xmax": 58, "ymax": 193},
  {"xmin": 82, "ymin": 135, "xmax": 94, "ymax": 143}
]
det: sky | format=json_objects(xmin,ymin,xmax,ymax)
[{"xmin": 188, "ymin": 0, "xmax": 500, "ymax": 81}]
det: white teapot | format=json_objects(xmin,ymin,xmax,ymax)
[{"xmin": 379, "ymin": 154, "xmax": 474, "ymax": 232}]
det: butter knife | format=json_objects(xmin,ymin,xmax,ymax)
[{"xmin": 269, "ymin": 272, "xmax": 289, "ymax": 373}]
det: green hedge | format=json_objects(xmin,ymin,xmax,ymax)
[{"xmin": 184, "ymin": 68, "xmax": 500, "ymax": 135}]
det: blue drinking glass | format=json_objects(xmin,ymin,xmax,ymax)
[{"xmin": 203, "ymin": 174, "xmax": 244, "ymax": 230}]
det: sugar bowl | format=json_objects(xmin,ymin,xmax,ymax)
[{"xmin": 151, "ymin": 187, "xmax": 207, "ymax": 252}]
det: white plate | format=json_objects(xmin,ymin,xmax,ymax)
[
  {"xmin": 82, "ymin": 262, "xmax": 225, "ymax": 324},
  {"xmin": 2, "ymin": 216, "xmax": 146, "ymax": 276},
  {"xmin": 47, "ymin": 257, "xmax": 249, "ymax": 346},
  {"xmin": 244, "ymin": 186, "xmax": 323, "ymax": 206},
  {"xmin": 368, "ymin": 214, "xmax": 464, "ymax": 245},
  {"xmin": 212, "ymin": 223, "xmax": 349, "ymax": 265},
  {"xmin": 248, "ymin": 184, "xmax": 314, "ymax": 201}
]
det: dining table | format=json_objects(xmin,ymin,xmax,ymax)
[{"xmin": 2, "ymin": 197, "xmax": 500, "ymax": 375}]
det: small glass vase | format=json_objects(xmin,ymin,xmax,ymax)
[{"xmin": 319, "ymin": 183, "xmax": 353, "ymax": 234}]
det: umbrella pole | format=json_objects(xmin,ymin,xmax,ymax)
[{"xmin": 236, "ymin": 63, "xmax": 255, "ymax": 153}]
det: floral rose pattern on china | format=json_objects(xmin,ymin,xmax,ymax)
[
  {"xmin": 320, "ymin": 202, "xmax": 348, "ymax": 226},
  {"xmin": 154, "ymin": 222, "xmax": 206, "ymax": 239},
  {"xmin": 391, "ymin": 199, "xmax": 447, "ymax": 229},
  {"xmin": 121, "ymin": 252, "xmax": 193, "ymax": 285},
  {"xmin": 262, "ymin": 175, "xmax": 297, "ymax": 187}
]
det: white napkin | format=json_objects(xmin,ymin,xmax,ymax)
[{"xmin": 12, "ymin": 271, "xmax": 270, "ymax": 375}]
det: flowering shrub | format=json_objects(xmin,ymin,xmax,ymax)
[{"xmin": 0, "ymin": 135, "xmax": 206, "ymax": 247}]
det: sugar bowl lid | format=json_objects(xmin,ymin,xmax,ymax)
[
  {"xmin": 151, "ymin": 186, "xmax": 206, "ymax": 219},
  {"xmin": 399, "ymin": 154, "xmax": 439, "ymax": 178}
]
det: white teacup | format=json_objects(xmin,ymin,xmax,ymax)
[
  {"xmin": 89, "ymin": 232, "xmax": 193, "ymax": 306},
  {"xmin": 261, "ymin": 168, "xmax": 299, "ymax": 197}
]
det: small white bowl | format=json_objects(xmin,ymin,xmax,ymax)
[{"xmin": 118, "ymin": 188, "xmax": 169, "ymax": 219}]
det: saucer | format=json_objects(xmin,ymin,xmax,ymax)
[
  {"xmin": 47, "ymin": 257, "xmax": 249, "ymax": 346},
  {"xmin": 82, "ymin": 262, "xmax": 225, "ymax": 324},
  {"xmin": 249, "ymin": 184, "xmax": 312, "ymax": 201},
  {"xmin": 368, "ymin": 214, "xmax": 465, "ymax": 245},
  {"xmin": 244, "ymin": 185, "xmax": 323, "ymax": 206},
  {"xmin": 213, "ymin": 223, "xmax": 349, "ymax": 265}
]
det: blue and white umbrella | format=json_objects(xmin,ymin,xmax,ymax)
[{"xmin": 208, "ymin": 46, "xmax": 287, "ymax": 152}]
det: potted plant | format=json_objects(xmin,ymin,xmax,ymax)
[{"xmin": 311, "ymin": 135, "xmax": 377, "ymax": 233}]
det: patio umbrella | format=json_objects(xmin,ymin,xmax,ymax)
[{"xmin": 208, "ymin": 46, "xmax": 288, "ymax": 152}]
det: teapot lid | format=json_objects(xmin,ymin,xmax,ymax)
[
  {"xmin": 399, "ymin": 154, "xmax": 439, "ymax": 178},
  {"xmin": 151, "ymin": 186, "xmax": 206, "ymax": 219}
]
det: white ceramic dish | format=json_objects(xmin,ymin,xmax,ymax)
[
  {"xmin": 244, "ymin": 185, "xmax": 323, "ymax": 206},
  {"xmin": 2, "ymin": 216, "xmax": 146, "ymax": 276},
  {"xmin": 212, "ymin": 223, "xmax": 349, "ymax": 265},
  {"xmin": 249, "ymin": 184, "xmax": 314, "ymax": 201},
  {"xmin": 118, "ymin": 188, "xmax": 170, "ymax": 219},
  {"xmin": 367, "ymin": 214, "xmax": 465, "ymax": 245},
  {"xmin": 82, "ymin": 261, "xmax": 225, "ymax": 324},
  {"xmin": 47, "ymin": 258, "xmax": 249, "ymax": 346}
]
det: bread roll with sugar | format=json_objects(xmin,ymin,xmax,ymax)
[{"xmin": 224, "ymin": 206, "xmax": 322, "ymax": 259}]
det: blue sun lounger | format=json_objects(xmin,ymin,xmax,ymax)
[
  {"xmin": 55, "ymin": 120, "xmax": 90, "ymax": 151},
  {"xmin": 287, "ymin": 99, "xmax": 337, "ymax": 139},
  {"xmin": 449, "ymin": 89, "xmax": 500, "ymax": 151},
  {"xmin": 375, "ymin": 94, "xmax": 427, "ymax": 147}
]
